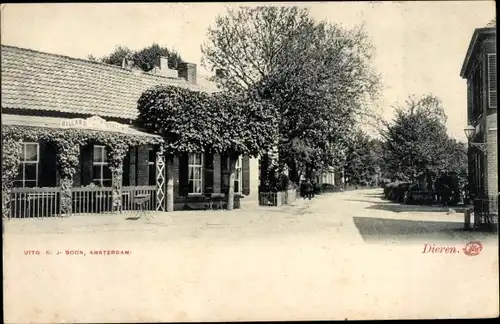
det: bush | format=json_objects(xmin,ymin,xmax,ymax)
[
  {"xmin": 383, "ymin": 181, "xmax": 412, "ymax": 202},
  {"xmin": 406, "ymin": 185, "xmax": 434, "ymax": 205},
  {"xmin": 434, "ymin": 173, "xmax": 463, "ymax": 206},
  {"xmin": 321, "ymin": 183, "xmax": 334, "ymax": 190},
  {"xmin": 383, "ymin": 182, "xmax": 397, "ymax": 199},
  {"xmin": 321, "ymin": 183, "xmax": 342, "ymax": 193}
]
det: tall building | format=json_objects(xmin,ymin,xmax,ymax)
[{"xmin": 459, "ymin": 19, "xmax": 497, "ymax": 226}]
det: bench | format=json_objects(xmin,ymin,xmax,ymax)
[
  {"xmin": 134, "ymin": 194, "xmax": 151, "ymax": 218},
  {"xmin": 205, "ymin": 193, "xmax": 226, "ymax": 210}
]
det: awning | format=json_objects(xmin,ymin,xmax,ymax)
[{"xmin": 1, "ymin": 114, "xmax": 161, "ymax": 138}]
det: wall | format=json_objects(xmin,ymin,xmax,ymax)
[
  {"xmin": 486, "ymin": 111, "xmax": 498, "ymax": 197},
  {"xmin": 245, "ymin": 157, "xmax": 260, "ymax": 202}
]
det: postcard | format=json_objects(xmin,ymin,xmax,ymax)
[{"xmin": 2, "ymin": 2, "xmax": 498, "ymax": 322}]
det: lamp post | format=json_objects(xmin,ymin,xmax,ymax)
[
  {"xmin": 463, "ymin": 124, "xmax": 488, "ymax": 200},
  {"xmin": 463, "ymin": 124, "xmax": 489, "ymax": 229},
  {"xmin": 463, "ymin": 125, "xmax": 487, "ymax": 152}
]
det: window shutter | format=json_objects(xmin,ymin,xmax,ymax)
[
  {"xmin": 39, "ymin": 141, "xmax": 57, "ymax": 187},
  {"xmin": 488, "ymin": 54, "xmax": 497, "ymax": 108},
  {"xmin": 179, "ymin": 153, "xmax": 189, "ymax": 197},
  {"xmin": 129, "ymin": 147, "xmax": 137, "ymax": 186},
  {"xmin": 81, "ymin": 144, "xmax": 93, "ymax": 186},
  {"xmin": 242, "ymin": 155, "xmax": 250, "ymax": 195},
  {"xmin": 136, "ymin": 145, "xmax": 149, "ymax": 186},
  {"xmin": 467, "ymin": 80, "xmax": 473, "ymax": 122},
  {"xmin": 204, "ymin": 152, "xmax": 214, "ymax": 194},
  {"xmin": 122, "ymin": 147, "xmax": 131, "ymax": 186},
  {"xmin": 220, "ymin": 153, "xmax": 229, "ymax": 194}
]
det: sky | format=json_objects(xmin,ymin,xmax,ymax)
[{"xmin": 1, "ymin": 2, "xmax": 496, "ymax": 141}]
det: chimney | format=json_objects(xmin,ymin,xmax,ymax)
[
  {"xmin": 151, "ymin": 55, "xmax": 178, "ymax": 78},
  {"xmin": 155, "ymin": 56, "xmax": 169, "ymax": 70},
  {"xmin": 122, "ymin": 56, "xmax": 135, "ymax": 70},
  {"xmin": 178, "ymin": 62, "xmax": 197, "ymax": 85}
]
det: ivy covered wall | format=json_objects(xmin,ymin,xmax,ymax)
[{"xmin": 1, "ymin": 125, "xmax": 163, "ymax": 218}]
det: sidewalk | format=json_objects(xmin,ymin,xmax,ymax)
[{"xmin": 3, "ymin": 194, "xmax": 316, "ymax": 236}]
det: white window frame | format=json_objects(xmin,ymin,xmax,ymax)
[
  {"xmin": 188, "ymin": 153, "xmax": 204, "ymax": 195},
  {"xmin": 234, "ymin": 155, "xmax": 243, "ymax": 194},
  {"xmin": 16, "ymin": 142, "xmax": 39, "ymax": 188},
  {"xmin": 487, "ymin": 53, "xmax": 497, "ymax": 108},
  {"xmin": 92, "ymin": 145, "xmax": 111, "ymax": 187}
]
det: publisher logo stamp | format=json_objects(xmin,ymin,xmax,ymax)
[{"xmin": 463, "ymin": 241, "xmax": 483, "ymax": 256}]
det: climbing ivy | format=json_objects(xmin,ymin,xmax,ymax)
[
  {"xmin": 1, "ymin": 138, "xmax": 23, "ymax": 218},
  {"xmin": 137, "ymin": 85, "xmax": 279, "ymax": 158},
  {"xmin": 2, "ymin": 125, "xmax": 163, "ymax": 217},
  {"xmin": 137, "ymin": 85, "xmax": 279, "ymax": 211}
]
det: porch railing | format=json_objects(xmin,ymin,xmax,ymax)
[
  {"xmin": 10, "ymin": 187, "xmax": 61, "ymax": 219},
  {"xmin": 259, "ymin": 192, "xmax": 277, "ymax": 206},
  {"xmin": 72, "ymin": 187, "xmax": 114, "ymax": 214},
  {"xmin": 71, "ymin": 185, "xmax": 157, "ymax": 214},
  {"xmin": 121, "ymin": 186, "xmax": 157, "ymax": 212},
  {"xmin": 473, "ymin": 196, "xmax": 499, "ymax": 227},
  {"xmin": 259, "ymin": 191, "xmax": 286, "ymax": 207},
  {"xmin": 9, "ymin": 185, "xmax": 157, "ymax": 218}
]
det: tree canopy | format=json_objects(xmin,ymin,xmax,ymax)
[
  {"xmin": 381, "ymin": 94, "xmax": 467, "ymax": 186},
  {"xmin": 136, "ymin": 86, "xmax": 279, "ymax": 158},
  {"xmin": 137, "ymin": 85, "xmax": 279, "ymax": 210},
  {"xmin": 91, "ymin": 43, "xmax": 184, "ymax": 71},
  {"xmin": 343, "ymin": 131, "xmax": 382, "ymax": 186},
  {"xmin": 201, "ymin": 6, "xmax": 381, "ymax": 183}
]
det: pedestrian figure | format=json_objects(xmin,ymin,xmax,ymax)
[{"xmin": 305, "ymin": 179, "xmax": 313, "ymax": 200}]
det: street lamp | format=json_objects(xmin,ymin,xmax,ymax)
[{"xmin": 463, "ymin": 124, "xmax": 488, "ymax": 153}]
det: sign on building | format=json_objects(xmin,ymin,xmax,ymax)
[{"xmin": 60, "ymin": 116, "xmax": 127, "ymax": 132}]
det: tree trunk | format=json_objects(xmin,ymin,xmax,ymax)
[
  {"xmin": 60, "ymin": 176, "xmax": 73, "ymax": 216},
  {"xmin": 227, "ymin": 156, "xmax": 237, "ymax": 211},
  {"xmin": 166, "ymin": 155, "xmax": 174, "ymax": 212},
  {"xmin": 260, "ymin": 153, "xmax": 270, "ymax": 190},
  {"xmin": 111, "ymin": 171, "xmax": 123, "ymax": 213}
]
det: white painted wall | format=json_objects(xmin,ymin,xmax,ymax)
[{"xmin": 245, "ymin": 157, "xmax": 260, "ymax": 202}]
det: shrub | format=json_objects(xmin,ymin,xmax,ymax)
[
  {"xmin": 383, "ymin": 181, "xmax": 412, "ymax": 202},
  {"xmin": 434, "ymin": 173, "xmax": 463, "ymax": 206}
]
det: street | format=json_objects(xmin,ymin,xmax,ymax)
[{"xmin": 3, "ymin": 189, "xmax": 499, "ymax": 322}]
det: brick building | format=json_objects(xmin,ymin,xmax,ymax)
[
  {"xmin": 459, "ymin": 19, "xmax": 497, "ymax": 224},
  {"xmin": 1, "ymin": 45, "xmax": 256, "ymax": 217}
]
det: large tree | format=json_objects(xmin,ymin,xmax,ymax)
[
  {"xmin": 201, "ymin": 6, "xmax": 381, "ymax": 185},
  {"xmin": 381, "ymin": 94, "xmax": 467, "ymax": 188},
  {"xmin": 343, "ymin": 131, "xmax": 381, "ymax": 186},
  {"xmin": 93, "ymin": 43, "xmax": 184, "ymax": 71}
]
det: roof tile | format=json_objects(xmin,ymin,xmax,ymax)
[{"xmin": 1, "ymin": 45, "xmax": 219, "ymax": 120}]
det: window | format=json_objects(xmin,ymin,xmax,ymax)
[
  {"xmin": 92, "ymin": 145, "xmax": 111, "ymax": 187},
  {"xmin": 14, "ymin": 143, "xmax": 39, "ymax": 188},
  {"xmin": 472, "ymin": 66, "xmax": 482, "ymax": 116},
  {"xmin": 467, "ymin": 80, "xmax": 473, "ymax": 122},
  {"xmin": 148, "ymin": 147, "xmax": 156, "ymax": 186},
  {"xmin": 234, "ymin": 156, "xmax": 243, "ymax": 194},
  {"xmin": 488, "ymin": 53, "xmax": 497, "ymax": 108},
  {"xmin": 188, "ymin": 153, "xmax": 203, "ymax": 195}
]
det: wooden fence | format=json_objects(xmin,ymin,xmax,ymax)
[{"xmin": 9, "ymin": 186, "xmax": 157, "ymax": 218}]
